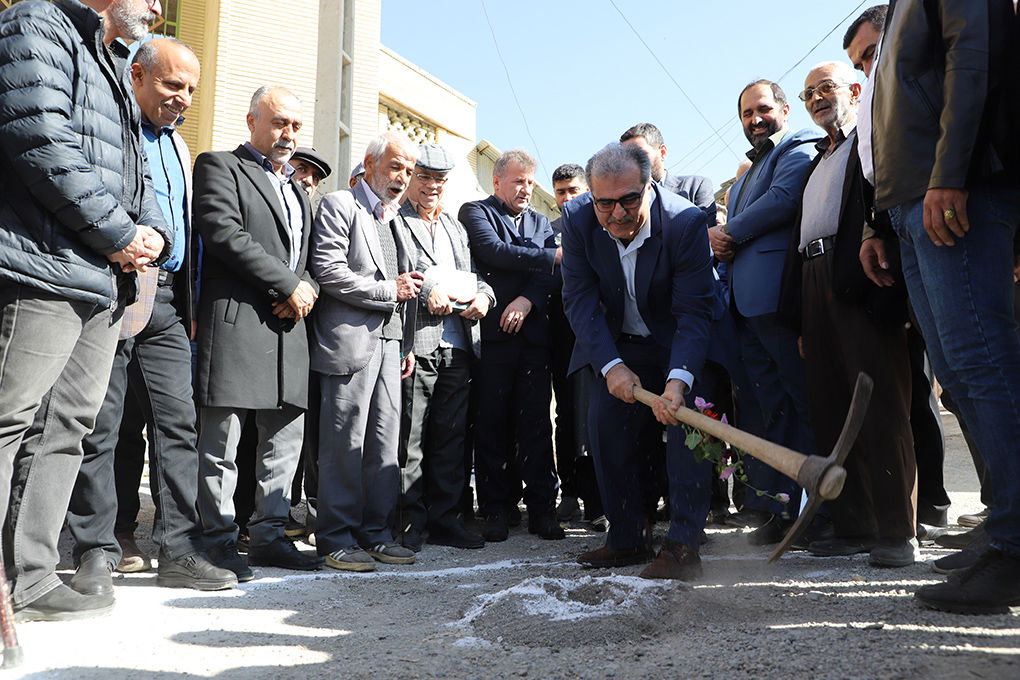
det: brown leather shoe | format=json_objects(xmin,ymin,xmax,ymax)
[
  {"xmin": 577, "ymin": 544, "xmax": 653, "ymax": 568},
  {"xmin": 115, "ymin": 532, "xmax": 151, "ymax": 573},
  {"xmin": 639, "ymin": 539, "xmax": 703, "ymax": 580}
]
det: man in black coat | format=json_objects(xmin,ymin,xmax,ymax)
[
  {"xmin": 0, "ymin": 0, "xmax": 172, "ymax": 622},
  {"xmin": 193, "ymin": 85, "xmax": 323, "ymax": 577}
]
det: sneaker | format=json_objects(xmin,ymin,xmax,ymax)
[
  {"xmin": 208, "ymin": 542, "xmax": 255, "ymax": 583},
  {"xmin": 115, "ymin": 532, "xmax": 152, "ymax": 573},
  {"xmin": 363, "ymin": 542, "xmax": 416, "ymax": 564},
  {"xmin": 14, "ymin": 584, "xmax": 114, "ymax": 622},
  {"xmin": 590, "ymin": 515, "xmax": 609, "ymax": 532},
  {"xmin": 916, "ymin": 548, "xmax": 1020, "ymax": 614},
  {"xmin": 556, "ymin": 496, "xmax": 583, "ymax": 522},
  {"xmin": 957, "ymin": 507, "xmax": 991, "ymax": 529},
  {"xmin": 157, "ymin": 553, "xmax": 238, "ymax": 590},
  {"xmin": 324, "ymin": 546, "xmax": 375, "ymax": 572},
  {"xmin": 284, "ymin": 513, "xmax": 307, "ymax": 538},
  {"xmin": 869, "ymin": 538, "xmax": 919, "ymax": 567}
]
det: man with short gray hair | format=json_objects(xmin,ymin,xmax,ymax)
[
  {"xmin": 310, "ymin": 131, "xmax": 423, "ymax": 571},
  {"xmin": 561, "ymin": 142, "xmax": 716, "ymax": 579},
  {"xmin": 193, "ymin": 85, "xmax": 323, "ymax": 577},
  {"xmin": 459, "ymin": 149, "xmax": 564, "ymax": 543}
]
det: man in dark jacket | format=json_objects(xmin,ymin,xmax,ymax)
[
  {"xmin": 193, "ymin": 86, "xmax": 324, "ymax": 577},
  {"xmin": 870, "ymin": 0, "xmax": 1020, "ymax": 614},
  {"xmin": 0, "ymin": 0, "xmax": 172, "ymax": 622}
]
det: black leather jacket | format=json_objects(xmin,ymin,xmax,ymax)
[{"xmin": 872, "ymin": 0, "xmax": 1019, "ymax": 212}]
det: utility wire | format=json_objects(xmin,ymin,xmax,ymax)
[
  {"xmin": 479, "ymin": 0, "xmax": 549, "ymax": 180},
  {"xmin": 668, "ymin": 0, "xmax": 870, "ymax": 176},
  {"xmin": 608, "ymin": 0, "xmax": 742, "ymax": 164}
]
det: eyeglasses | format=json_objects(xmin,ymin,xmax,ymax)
[
  {"xmin": 798, "ymin": 79, "xmax": 851, "ymax": 101},
  {"xmin": 592, "ymin": 185, "xmax": 646, "ymax": 213},
  {"xmin": 414, "ymin": 172, "xmax": 448, "ymax": 185}
]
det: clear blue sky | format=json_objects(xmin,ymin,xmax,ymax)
[{"xmin": 381, "ymin": 0, "xmax": 875, "ymax": 191}]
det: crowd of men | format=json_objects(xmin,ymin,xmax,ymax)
[{"xmin": 0, "ymin": 0, "xmax": 1018, "ymax": 626}]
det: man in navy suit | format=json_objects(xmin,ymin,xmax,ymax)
[
  {"xmin": 708, "ymin": 81, "xmax": 819, "ymax": 541},
  {"xmin": 458, "ymin": 150, "xmax": 564, "ymax": 543},
  {"xmin": 561, "ymin": 143, "xmax": 716, "ymax": 580}
]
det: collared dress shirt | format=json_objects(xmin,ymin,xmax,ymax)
[
  {"xmin": 142, "ymin": 121, "xmax": 187, "ymax": 273},
  {"xmin": 243, "ymin": 142, "xmax": 303, "ymax": 271}
]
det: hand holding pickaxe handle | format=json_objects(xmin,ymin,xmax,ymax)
[{"xmin": 632, "ymin": 372, "xmax": 874, "ymax": 563}]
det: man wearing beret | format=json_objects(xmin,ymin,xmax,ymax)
[{"xmin": 395, "ymin": 143, "xmax": 494, "ymax": 551}]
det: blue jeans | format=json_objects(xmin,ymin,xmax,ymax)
[
  {"xmin": 0, "ymin": 283, "xmax": 121, "ymax": 606},
  {"xmin": 890, "ymin": 186, "xmax": 1020, "ymax": 557}
]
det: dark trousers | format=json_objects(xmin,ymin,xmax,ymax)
[
  {"xmin": 398, "ymin": 347, "xmax": 471, "ymax": 533},
  {"xmin": 736, "ymin": 310, "xmax": 815, "ymax": 515},
  {"xmin": 67, "ymin": 286, "xmax": 204, "ymax": 564},
  {"xmin": 112, "ymin": 378, "xmax": 147, "ymax": 534},
  {"xmin": 802, "ymin": 253, "xmax": 916, "ymax": 540},
  {"xmin": 907, "ymin": 323, "xmax": 951, "ymax": 512},
  {"xmin": 473, "ymin": 336, "xmax": 557, "ymax": 516},
  {"xmin": 588, "ymin": 340, "xmax": 713, "ymax": 549},
  {"xmin": 549, "ymin": 294, "xmax": 600, "ymax": 514}
]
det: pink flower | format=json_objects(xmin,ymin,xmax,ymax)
[
  {"xmin": 694, "ymin": 397, "xmax": 714, "ymax": 411},
  {"xmin": 776, "ymin": 493, "xmax": 790, "ymax": 503},
  {"xmin": 719, "ymin": 466, "xmax": 736, "ymax": 481},
  {"xmin": 721, "ymin": 413, "xmax": 729, "ymax": 425}
]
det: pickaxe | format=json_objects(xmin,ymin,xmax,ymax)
[{"xmin": 633, "ymin": 372, "xmax": 873, "ymax": 563}]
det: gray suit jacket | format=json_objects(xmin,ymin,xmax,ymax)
[
  {"xmin": 662, "ymin": 171, "xmax": 717, "ymax": 226},
  {"xmin": 309, "ymin": 182, "xmax": 414, "ymax": 376},
  {"xmin": 398, "ymin": 201, "xmax": 494, "ymax": 359}
]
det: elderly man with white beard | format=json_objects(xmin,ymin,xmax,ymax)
[
  {"xmin": 776, "ymin": 61, "xmax": 917, "ymax": 567},
  {"xmin": 308, "ymin": 132, "xmax": 424, "ymax": 572}
]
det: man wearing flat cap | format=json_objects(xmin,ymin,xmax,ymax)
[
  {"xmin": 395, "ymin": 144, "xmax": 495, "ymax": 551},
  {"xmin": 290, "ymin": 147, "xmax": 332, "ymax": 198}
]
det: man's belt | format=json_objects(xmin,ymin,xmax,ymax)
[
  {"xmin": 157, "ymin": 269, "xmax": 176, "ymax": 287},
  {"xmin": 802, "ymin": 236, "xmax": 835, "ymax": 261}
]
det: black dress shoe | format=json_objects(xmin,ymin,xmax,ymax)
[
  {"xmin": 916, "ymin": 501, "xmax": 950, "ymax": 528},
  {"xmin": 70, "ymin": 549, "xmax": 114, "ymax": 596},
  {"xmin": 158, "ymin": 552, "xmax": 238, "ymax": 590},
  {"xmin": 528, "ymin": 513, "xmax": 565, "ymax": 540},
  {"xmin": 247, "ymin": 538, "xmax": 325, "ymax": 571},
  {"xmin": 507, "ymin": 506, "xmax": 522, "ymax": 528},
  {"xmin": 208, "ymin": 542, "xmax": 255, "ymax": 582},
  {"xmin": 428, "ymin": 521, "xmax": 484, "ymax": 549},
  {"xmin": 916, "ymin": 548, "xmax": 1020, "ymax": 614},
  {"xmin": 482, "ymin": 513, "xmax": 509, "ymax": 542},
  {"xmin": 747, "ymin": 515, "xmax": 793, "ymax": 546},
  {"xmin": 14, "ymin": 584, "xmax": 113, "ymax": 622}
]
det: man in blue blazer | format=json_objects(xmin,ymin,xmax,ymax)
[
  {"xmin": 709, "ymin": 80, "xmax": 820, "ymax": 540},
  {"xmin": 561, "ymin": 143, "xmax": 716, "ymax": 580},
  {"xmin": 458, "ymin": 149, "xmax": 564, "ymax": 542}
]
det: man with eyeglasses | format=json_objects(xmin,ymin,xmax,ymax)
[
  {"xmin": 777, "ymin": 61, "xmax": 917, "ymax": 566},
  {"xmin": 393, "ymin": 143, "xmax": 494, "ymax": 552},
  {"xmin": 561, "ymin": 142, "xmax": 716, "ymax": 579},
  {"xmin": 707, "ymin": 80, "xmax": 819, "ymax": 544},
  {"xmin": 459, "ymin": 149, "xmax": 564, "ymax": 543}
]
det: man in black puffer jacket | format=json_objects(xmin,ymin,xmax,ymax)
[{"xmin": 0, "ymin": 0, "xmax": 172, "ymax": 622}]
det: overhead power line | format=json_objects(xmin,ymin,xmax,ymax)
[
  {"xmin": 608, "ymin": 0, "xmax": 742, "ymax": 165},
  {"xmin": 667, "ymin": 0, "xmax": 870, "ymax": 176},
  {"xmin": 479, "ymin": 0, "xmax": 549, "ymax": 180}
]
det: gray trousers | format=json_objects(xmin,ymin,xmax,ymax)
[
  {"xmin": 0, "ymin": 284, "xmax": 121, "ymax": 607},
  {"xmin": 196, "ymin": 405, "xmax": 304, "ymax": 549},
  {"xmin": 317, "ymin": 338, "xmax": 400, "ymax": 553}
]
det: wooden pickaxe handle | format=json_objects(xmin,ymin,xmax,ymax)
[{"xmin": 631, "ymin": 387, "xmax": 845, "ymax": 500}]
